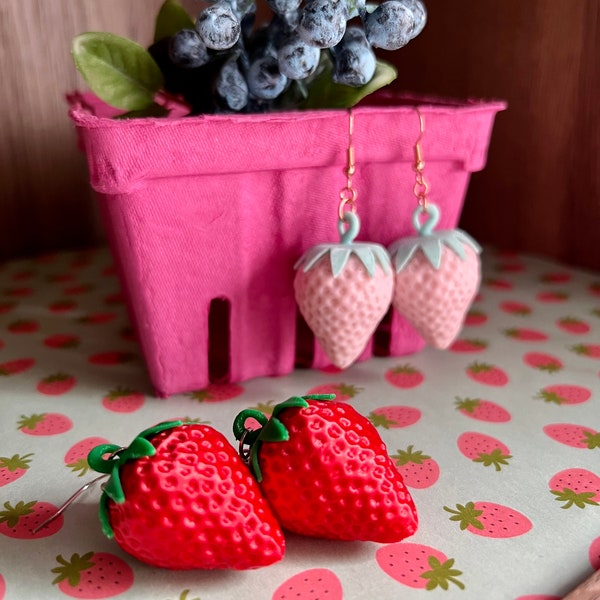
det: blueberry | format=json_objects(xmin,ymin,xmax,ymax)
[
  {"xmin": 247, "ymin": 54, "xmax": 288, "ymax": 100},
  {"xmin": 265, "ymin": 0, "xmax": 302, "ymax": 14},
  {"xmin": 364, "ymin": 1, "xmax": 415, "ymax": 50},
  {"xmin": 331, "ymin": 27, "xmax": 376, "ymax": 86},
  {"xmin": 277, "ymin": 34, "xmax": 321, "ymax": 80},
  {"xmin": 196, "ymin": 2, "xmax": 241, "ymax": 50},
  {"xmin": 216, "ymin": 59, "xmax": 249, "ymax": 111},
  {"xmin": 168, "ymin": 29, "xmax": 210, "ymax": 69},
  {"xmin": 398, "ymin": 0, "xmax": 427, "ymax": 38},
  {"xmin": 297, "ymin": 0, "xmax": 348, "ymax": 49}
]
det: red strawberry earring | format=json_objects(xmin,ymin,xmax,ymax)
[
  {"xmin": 233, "ymin": 393, "xmax": 418, "ymax": 542},
  {"xmin": 389, "ymin": 109, "xmax": 482, "ymax": 349},
  {"xmin": 33, "ymin": 420, "xmax": 285, "ymax": 570},
  {"xmin": 294, "ymin": 111, "xmax": 393, "ymax": 368}
]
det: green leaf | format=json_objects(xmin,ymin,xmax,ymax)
[
  {"xmin": 72, "ymin": 32, "xmax": 164, "ymax": 111},
  {"xmin": 154, "ymin": 0, "xmax": 195, "ymax": 43},
  {"xmin": 301, "ymin": 56, "xmax": 397, "ymax": 110}
]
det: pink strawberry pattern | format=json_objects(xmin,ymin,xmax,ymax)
[
  {"xmin": 523, "ymin": 352, "xmax": 563, "ymax": 373},
  {"xmin": 455, "ymin": 397, "xmax": 511, "ymax": 422},
  {"xmin": 504, "ymin": 327, "xmax": 548, "ymax": 342},
  {"xmin": 17, "ymin": 413, "xmax": 73, "ymax": 436},
  {"xmin": 0, "ymin": 453, "xmax": 33, "ymax": 487},
  {"xmin": 449, "ymin": 338, "xmax": 488, "ymax": 353},
  {"xmin": 549, "ymin": 468, "xmax": 600, "ymax": 509},
  {"xmin": 391, "ymin": 445, "xmax": 440, "ymax": 488},
  {"xmin": 272, "ymin": 569, "xmax": 343, "ymax": 600},
  {"xmin": 466, "ymin": 361, "xmax": 509, "ymax": 386},
  {"xmin": 0, "ymin": 500, "xmax": 64, "ymax": 539},
  {"xmin": 368, "ymin": 406, "xmax": 421, "ymax": 429},
  {"xmin": 457, "ymin": 432, "xmax": 512, "ymax": 471},
  {"xmin": 384, "ymin": 364, "xmax": 425, "ymax": 388},
  {"xmin": 543, "ymin": 424, "xmax": 600, "ymax": 450},
  {"xmin": 186, "ymin": 383, "xmax": 245, "ymax": 402},
  {"xmin": 534, "ymin": 383, "xmax": 592, "ymax": 405},
  {"xmin": 64, "ymin": 437, "xmax": 110, "ymax": 477},
  {"xmin": 376, "ymin": 542, "xmax": 465, "ymax": 590},
  {"xmin": 51, "ymin": 551, "xmax": 134, "ymax": 598},
  {"xmin": 499, "ymin": 300, "xmax": 532, "ymax": 316},
  {"xmin": 0, "ymin": 246, "xmax": 598, "ymax": 598},
  {"xmin": 443, "ymin": 501, "xmax": 532, "ymax": 538},
  {"xmin": 36, "ymin": 373, "xmax": 77, "ymax": 396},
  {"xmin": 101, "ymin": 388, "xmax": 145, "ymax": 413}
]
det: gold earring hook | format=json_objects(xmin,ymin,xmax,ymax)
[
  {"xmin": 338, "ymin": 109, "xmax": 358, "ymax": 221},
  {"xmin": 413, "ymin": 107, "xmax": 429, "ymax": 209},
  {"xmin": 346, "ymin": 111, "xmax": 355, "ymax": 177},
  {"xmin": 414, "ymin": 108, "xmax": 425, "ymax": 171}
]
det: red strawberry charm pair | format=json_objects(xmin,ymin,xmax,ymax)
[
  {"xmin": 86, "ymin": 420, "xmax": 285, "ymax": 570},
  {"xmin": 78, "ymin": 393, "xmax": 417, "ymax": 569},
  {"xmin": 294, "ymin": 211, "xmax": 394, "ymax": 369},
  {"xmin": 389, "ymin": 203, "xmax": 481, "ymax": 349},
  {"xmin": 233, "ymin": 394, "xmax": 419, "ymax": 543}
]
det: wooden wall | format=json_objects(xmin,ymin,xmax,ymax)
[
  {"xmin": 1, "ymin": 0, "xmax": 598, "ymax": 269},
  {"xmin": 391, "ymin": 0, "xmax": 600, "ymax": 271}
]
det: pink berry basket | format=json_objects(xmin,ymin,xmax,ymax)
[{"xmin": 68, "ymin": 91, "xmax": 506, "ymax": 397}]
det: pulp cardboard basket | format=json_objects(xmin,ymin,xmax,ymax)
[{"xmin": 68, "ymin": 91, "xmax": 506, "ymax": 397}]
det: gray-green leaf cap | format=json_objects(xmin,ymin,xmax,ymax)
[
  {"xmin": 295, "ymin": 212, "xmax": 391, "ymax": 278},
  {"xmin": 389, "ymin": 204, "xmax": 481, "ymax": 271}
]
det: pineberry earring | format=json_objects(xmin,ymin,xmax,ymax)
[
  {"xmin": 388, "ymin": 109, "xmax": 482, "ymax": 349},
  {"xmin": 294, "ymin": 111, "xmax": 393, "ymax": 369}
]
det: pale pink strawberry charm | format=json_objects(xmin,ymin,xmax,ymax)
[
  {"xmin": 294, "ymin": 211, "xmax": 393, "ymax": 368},
  {"xmin": 389, "ymin": 203, "xmax": 481, "ymax": 349}
]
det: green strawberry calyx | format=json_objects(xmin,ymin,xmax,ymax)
[
  {"xmin": 87, "ymin": 420, "xmax": 183, "ymax": 538},
  {"xmin": 443, "ymin": 502, "xmax": 485, "ymax": 530},
  {"xmin": 233, "ymin": 394, "xmax": 335, "ymax": 483},
  {"xmin": 390, "ymin": 203, "xmax": 481, "ymax": 272},
  {"xmin": 294, "ymin": 212, "xmax": 391, "ymax": 278}
]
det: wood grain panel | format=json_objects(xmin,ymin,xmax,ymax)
[
  {"xmin": 386, "ymin": 0, "xmax": 599, "ymax": 269},
  {"xmin": 0, "ymin": 0, "xmax": 200, "ymax": 260},
  {"xmin": 0, "ymin": 1, "xmax": 598, "ymax": 269}
]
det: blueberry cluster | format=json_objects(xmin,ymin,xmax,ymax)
[{"xmin": 150, "ymin": 0, "xmax": 426, "ymax": 114}]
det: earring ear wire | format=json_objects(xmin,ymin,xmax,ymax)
[{"xmin": 338, "ymin": 110, "xmax": 358, "ymax": 221}]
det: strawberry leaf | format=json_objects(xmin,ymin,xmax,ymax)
[
  {"xmin": 551, "ymin": 488, "xmax": 599, "ymax": 509},
  {"xmin": 421, "ymin": 556, "xmax": 465, "ymax": 591},
  {"xmin": 391, "ymin": 445, "xmax": 430, "ymax": 466},
  {"xmin": 72, "ymin": 32, "xmax": 164, "ymax": 111},
  {"xmin": 443, "ymin": 502, "xmax": 485, "ymax": 530},
  {"xmin": 0, "ymin": 500, "xmax": 36, "ymax": 527},
  {"xmin": 583, "ymin": 431, "xmax": 600, "ymax": 449},
  {"xmin": 472, "ymin": 448, "xmax": 512, "ymax": 471},
  {"xmin": 51, "ymin": 552, "xmax": 95, "ymax": 587},
  {"xmin": 0, "ymin": 453, "xmax": 33, "ymax": 471}
]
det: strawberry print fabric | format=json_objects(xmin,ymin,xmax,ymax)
[{"xmin": 0, "ymin": 246, "xmax": 599, "ymax": 599}]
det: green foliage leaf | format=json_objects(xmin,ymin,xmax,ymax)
[
  {"xmin": 154, "ymin": 0, "xmax": 195, "ymax": 43},
  {"xmin": 71, "ymin": 32, "xmax": 164, "ymax": 111},
  {"xmin": 301, "ymin": 56, "xmax": 397, "ymax": 110}
]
